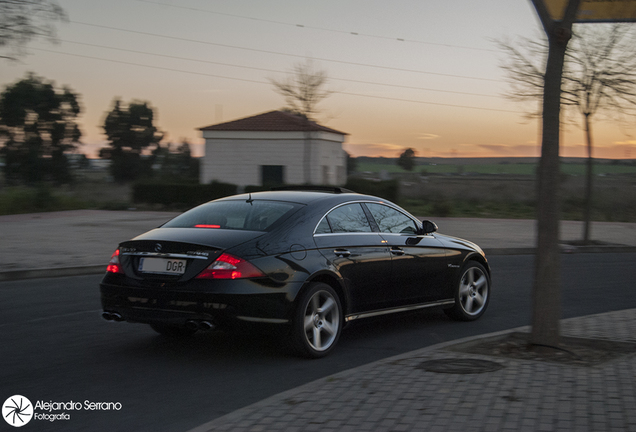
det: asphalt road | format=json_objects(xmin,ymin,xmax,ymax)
[{"xmin": 1, "ymin": 253, "xmax": 635, "ymax": 432}]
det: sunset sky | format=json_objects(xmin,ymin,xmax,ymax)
[{"xmin": 1, "ymin": 0, "xmax": 635, "ymax": 159}]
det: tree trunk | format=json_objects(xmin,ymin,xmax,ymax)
[
  {"xmin": 530, "ymin": 0, "xmax": 580, "ymax": 349},
  {"xmin": 531, "ymin": 27, "xmax": 581, "ymax": 350},
  {"xmin": 303, "ymin": 118, "xmax": 311, "ymax": 184},
  {"xmin": 583, "ymin": 113, "xmax": 593, "ymax": 244}
]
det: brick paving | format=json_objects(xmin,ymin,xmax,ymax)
[{"xmin": 190, "ymin": 309, "xmax": 636, "ymax": 432}]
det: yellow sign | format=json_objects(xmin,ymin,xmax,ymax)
[{"xmin": 544, "ymin": 0, "xmax": 636, "ymax": 22}]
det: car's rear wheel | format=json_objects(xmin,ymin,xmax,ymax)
[
  {"xmin": 150, "ymin": 323, "xmax": 197, "ymax": 338},
  {"xmin": 290, "ymin": 282, "xmax": 342, "ymax": 358},
  {"xmin": 444, "ymin": 261, "xmax": 490, "ymax": 321}
]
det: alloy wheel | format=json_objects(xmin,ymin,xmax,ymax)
[
  {"xmin": 303, "ymin": 290, "xmax": 340, "ymax": 352},
  {"xmin": 458, "ymin": 266, "xmax": 489, "ymax": 316}
]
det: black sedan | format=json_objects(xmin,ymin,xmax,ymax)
[{"xmin": 100, "ymin": 188, "xmax": 491, "ymax": 358}]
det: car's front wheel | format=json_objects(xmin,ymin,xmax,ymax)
[
  {"xmin": 445, "ymin": 261, "xmax": 490, "ymax": 321},
  {"xmin": 290, "ymin": 282, "xmax": 342, "ymax": 358}
]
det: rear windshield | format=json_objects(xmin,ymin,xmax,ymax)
[{"xmin": 163, "ymin": 200, "xmax": 299, "ymax": 231}]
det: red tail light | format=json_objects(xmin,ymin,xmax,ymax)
[
  {"xmin": 196, "ymin": 253, "xmax": 264, "ymax": 279},
  {"xmin": 107, "ymin": 249, "xmax": 124, "ymax": 274}
]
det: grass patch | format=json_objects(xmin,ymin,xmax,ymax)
[
  {"xmin": 356, "ymin": 161, "xmax": 636, "ymax": 176},
  {"xmin": 0, "ymin": 182, "xmax": 136, "ymax": 215},
  {"xmin": 401, "ymin": 199, "xmax": 537, "ymax": 220},
  {"xmin": 401, "ymin": 196, "xmax": 636, "ymax": 222}
]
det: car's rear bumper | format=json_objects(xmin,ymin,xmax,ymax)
[{"xmin": 99, "ymin": 275, "xmax": 302, "ymax": 329}]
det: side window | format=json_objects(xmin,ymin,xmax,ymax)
[
  {"xmin": 365, "ymin": 203, "xmax": 418, "ymax": 234},
  {"xmin": 324, "ymin": 203, "xmax": 372, "ymax": 233},
  {"xmin": 315, "ymin": 217, "xmax": 331, "ymax": 234}
]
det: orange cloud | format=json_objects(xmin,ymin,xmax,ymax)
[{"xmin": 417, "ymin": 134, "xmax": 439, "ymax": 140}]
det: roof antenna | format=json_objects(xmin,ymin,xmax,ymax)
[{"xmin": 246, "ymin": 192, "xmax": 254, "ymax": 205}]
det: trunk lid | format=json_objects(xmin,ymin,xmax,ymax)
[{"xmin": 118, "ymin": 228, "xmax": 265, "ymax": 282}]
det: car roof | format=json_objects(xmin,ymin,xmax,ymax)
[{"xmin": 218, "ymin": 190, "xmax": 386, "ymax": 206}]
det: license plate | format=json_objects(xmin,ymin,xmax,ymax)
[{"xmin": 138, "ymin": 258, "xmax": 187, "ymax": 275}]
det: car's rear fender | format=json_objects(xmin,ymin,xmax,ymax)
[{"xmin": 298, "ymin": 271, "xmax": 349, "ymax": 317}]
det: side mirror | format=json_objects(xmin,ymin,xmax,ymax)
[{"xmin": 420, "ymin": 220, "xmax": 438, "ymax": 235}]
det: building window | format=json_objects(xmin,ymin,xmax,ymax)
[{"xmin": 261, "ymin": 165, "xmax": 285, "ymax": 186}]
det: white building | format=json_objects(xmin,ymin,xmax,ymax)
[{"xmin": 199, "ymin": 110, "xmax": 347, "ymax": 187}]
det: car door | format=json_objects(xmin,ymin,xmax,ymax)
[
  {"xmin": 364, "ymin": 203, "xmax": 449, "ymax": 305},
  {"xmin": 313, "ymin": 203, "xmax": 393, "ymax": 313}
]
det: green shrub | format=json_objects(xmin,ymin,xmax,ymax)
[
  {"xmin": 0, "ymin": 186, "xmax": 87, "ymax": 215},
  {"xmin": 431, "ymin": 200, "xmax": 453, "ymax": 217},
  {"xmin": 344, "ymin": 178, "xmax": 399, "ymax": 202},
  {"xmin": 244, "ymin": 185, "xmax": 270, "ymax": 193}
]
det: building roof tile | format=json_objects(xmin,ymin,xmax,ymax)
[{"xmin": 199, "ymin": 110, "xmax": 347, "ymax": 135}]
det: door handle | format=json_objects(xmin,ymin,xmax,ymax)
[
  {"xmin": 334, "ymin": 249, "xmax": 351, "ymax": 258},
  {"xmin": 390, "ymin": 248, "xmax": 405, "ymax": 256}
]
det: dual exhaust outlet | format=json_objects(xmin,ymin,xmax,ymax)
[
  {"xmin": 102, "ymin": 311, "xmax": 124, "ymax": 322},
  {"xmin": 101, "ymin": 311, "xmax": 215, "ymax": 331},
  {"xmin": 185, "ymin": 320, "xmax": 215, "ymax": 331}
]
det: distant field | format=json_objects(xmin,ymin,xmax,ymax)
[
  {"xmin": 350, "ymin": 157, "xmax": 636, "ymax": 222},
  {"xmin": 355, "ymin": 161, "xmax": 636, "ymax": 176}
]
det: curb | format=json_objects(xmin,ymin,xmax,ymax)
[
  {"xmin": 0, "ymin": 265, "xmax": 105, "ymax": 282},
  {"xmin": 484, "ymin": 245, "xmax": 636, "ymax": 255},
  {"xmin": 559, "ymin": 245, "xmax": 636, "ymax": 254}
]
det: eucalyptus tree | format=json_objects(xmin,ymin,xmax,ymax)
[
  {"xmin": 100, "ymin": 99, "xmax": 164, "ymax": 183},
  {"xmin": 397, "ymin": 148, "xmax": 416, "ymax": 172},
  {"xmin": 0, "ymin": 73, "xmax": 81, "ymax": 184},
  {"xmin": 0, "ymin": 0, "xmax": 67, "ymax": 60}
]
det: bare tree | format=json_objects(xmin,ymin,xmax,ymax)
[
  {"xmin": 0, "ymin": 0, "xmax": 67, "ymax": 60},
  {"xmin": 270, "ymin": 59, "xmax": 332, "ymax": 121},
  {"xmin": 566, "ymin": 24, "xmax": 636, "ymax": 242},
  {"xmin": 499, "ymin": 24, "xmax": 636, "ymax": 244},
  {"xmin": 498, "ymin": 34, "xmax": 548, "ymax": 114},
  {"xmin": 270, "ymin": 60, "xmax": 332, "ymax": 183}
]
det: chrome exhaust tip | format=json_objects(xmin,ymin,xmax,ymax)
[
  {"xmin": 101, "ymin": 312, "xmax": 113, "ymax": 321},
  {"xmin": 111, "ymin": 313, "xmax": 124, "ymax": 322},
  {"xmin": 199, "ymin": 321, "xmax": 215, "ymax": 331},
  {"xmin": 185, "ymin": 320, "xmax": 199, "ymax": 331}
]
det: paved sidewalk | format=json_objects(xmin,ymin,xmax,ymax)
[
  {"xmin": 0, "ymin": 210, "xmax": 179, "ymax": 280},
  {"xmin": 1, "ymin": 210, "xmax": 635, "ymax": 280},
  {"xmin": 189, "ymin": 309, "xmax": 636, "ymax": 432}
]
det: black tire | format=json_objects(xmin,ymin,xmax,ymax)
[
  {"xmin": 149, "ymin": 323, "xmax": 197, "ymax": 338},
  {"xmin": 444, "ymin": 261, "xmax": 490, "ymax": 321},
  {"xmin": 290, "ymin": 282, "xmax": 343, "ymax": 358}
]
